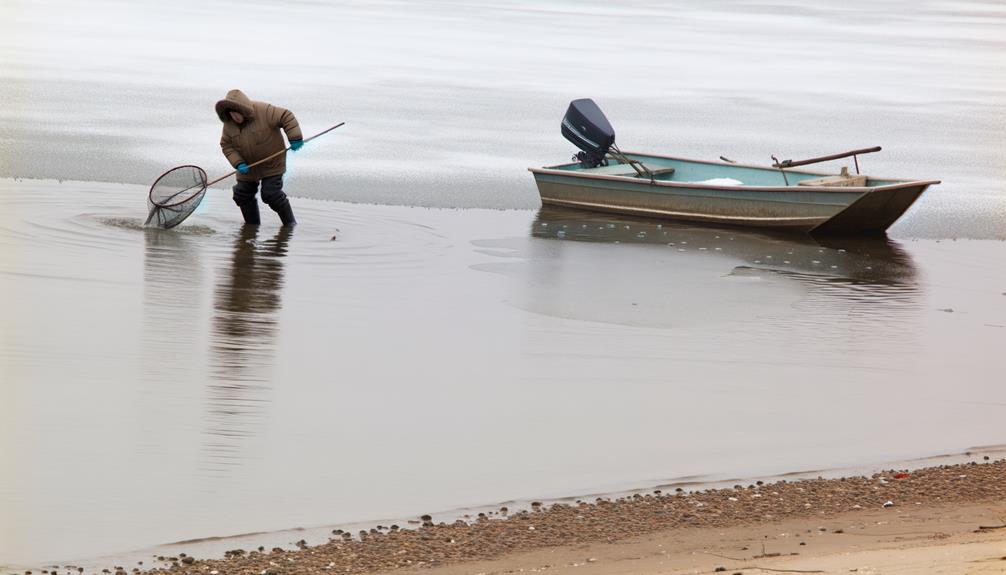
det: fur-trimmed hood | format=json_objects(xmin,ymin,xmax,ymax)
[{"xmin": 215, "ymin": 89, "xmax": 256, "ymax": 123}]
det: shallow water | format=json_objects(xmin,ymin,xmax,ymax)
[
  {"xmin": 1, "ymin": 179, "xmax": 1004, "ymax": 566},
  {"xmin": 2, "ymin": 0, "xmax": 1006, "ymax": 567}
]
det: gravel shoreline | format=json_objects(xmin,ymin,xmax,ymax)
[{"xmin": 40, "ymin": 460, "xmax": 1006, "ymax": 575}]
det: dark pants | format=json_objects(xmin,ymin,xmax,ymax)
[{"xmin": 232, "ymin": 175, "xmax": 296, "ymax": 226}]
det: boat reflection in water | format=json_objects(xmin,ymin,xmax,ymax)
[
  {"xmin": 205, "ymin": 225, "xmax": 292, "ymax": 477},
  {"xmin": 532, "ymin": 205, "xmax": 918, "ymax": 287},
  {"xmin": 486, "ymin": 205, "xmax": 924, "ymax": 332}
]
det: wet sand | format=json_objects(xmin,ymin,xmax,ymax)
[
  {"xmin": 418, "ymin": 499, "xmax": 1006, "ymax": 575},
  {"xmin": 70, "ymin": 459, "xmax": 1003, "ymax": 575}
]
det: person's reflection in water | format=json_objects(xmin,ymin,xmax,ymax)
[{"xmin": 203, "ymin": 225, "xmax": 292, "ymax": 478}]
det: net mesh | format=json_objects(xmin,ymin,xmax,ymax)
[{"xmin": 145, "ymin": 165, "xmax": 209, "ymax": 229}]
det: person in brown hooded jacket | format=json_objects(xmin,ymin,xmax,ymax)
[{"xmin": 216, "ymin": 89, "xmax": 303, "ymax": 226}]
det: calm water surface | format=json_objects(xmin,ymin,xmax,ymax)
[
  {"xmin": 1, "ymin": 0, "xmax": 1005, "ymax": 568},
  {"xmin": 1, "ymin": 180, "xmax": 1004, "ymax": 566}
]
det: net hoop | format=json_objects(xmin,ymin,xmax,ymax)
[{"xmin": 148, "ymin": 165, "xmax": 209, "ymax": 208}]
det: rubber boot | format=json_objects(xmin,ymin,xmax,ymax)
[
  {"xmin": 275, "ymin": 201, "xmax": 297, "ymax": 227},
  {"xmin": 239, "ymin": 201, "xmax": 261, "ymax": 225}
]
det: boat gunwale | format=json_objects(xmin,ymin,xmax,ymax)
[
  {"xmin": 528, "ymin": 151, "xmax": 940, "ymax": 194},
  {"xmin": 539, "ymin": 197, "xmax": 829, "ymax": 226}
]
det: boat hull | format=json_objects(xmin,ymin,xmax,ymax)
[
  {"xmin": 531, "ymin": 157, "xmax": 936, "ymax": 234},
  {"xmin": 809, "ymin": 183, "xmax": 929, "ymax": 234}
]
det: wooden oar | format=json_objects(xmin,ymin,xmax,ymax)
[{"xmin": 772, "ymin": 146, "xmax": 881, "ymax": 172}]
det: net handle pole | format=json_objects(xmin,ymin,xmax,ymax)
[{"xmin": 205, "ymin": 122, "xmax": 345, "ymax": 188}]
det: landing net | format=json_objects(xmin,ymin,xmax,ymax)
[{"xmin": 144, "ymin": 165, "xmax": 208, "ymax": 229}]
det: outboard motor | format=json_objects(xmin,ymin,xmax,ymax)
[{"xmin": 561, "ymin": 98, "xmax": 615, "ymax": 168}]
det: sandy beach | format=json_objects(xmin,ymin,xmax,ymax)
[
  {"xmin": 58, "ymin": 459, "xmax": 1000, "ymax": 575},
  {"xmin": 418, "ymin": 500, "xmax": 1006, "ymax": 575}
]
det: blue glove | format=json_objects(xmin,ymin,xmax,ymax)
[
  {"xmin": 236, "ymin": 162, "xmax": 250, "ymax": 174},
  {"xmin": 289, "ymin": 139, "xmax": 304, "ymax": 151}
]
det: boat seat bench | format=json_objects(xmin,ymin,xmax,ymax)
[{"xmin": 581, "ymin": 164, "xmax": 676, "ymax": 178}]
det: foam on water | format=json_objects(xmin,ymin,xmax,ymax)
[{"xmin": 0, "ymin": 0, "xmax": 1004, "ymax": 235}]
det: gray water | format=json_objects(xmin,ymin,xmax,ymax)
[
  {"xmin": 1, "ymin": 180, "xmax": 1004, "ymax": 566},
  {"xmin": 1, "ymin": 0, "xmax": 1005, "ymax": 568}
]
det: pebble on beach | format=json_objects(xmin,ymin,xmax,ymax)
[{"xmin": 119, "ymin": 460, "xmax": 1005, "ymax": 575}]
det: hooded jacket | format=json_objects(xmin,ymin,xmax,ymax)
[{"xmin": 216, "ymin": 89, "xmax": 303, "ymax": 182}]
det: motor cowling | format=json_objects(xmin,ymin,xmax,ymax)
[{"xmin": 561, "ymin": 98, "xmax": 615, "ymax": 168}]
